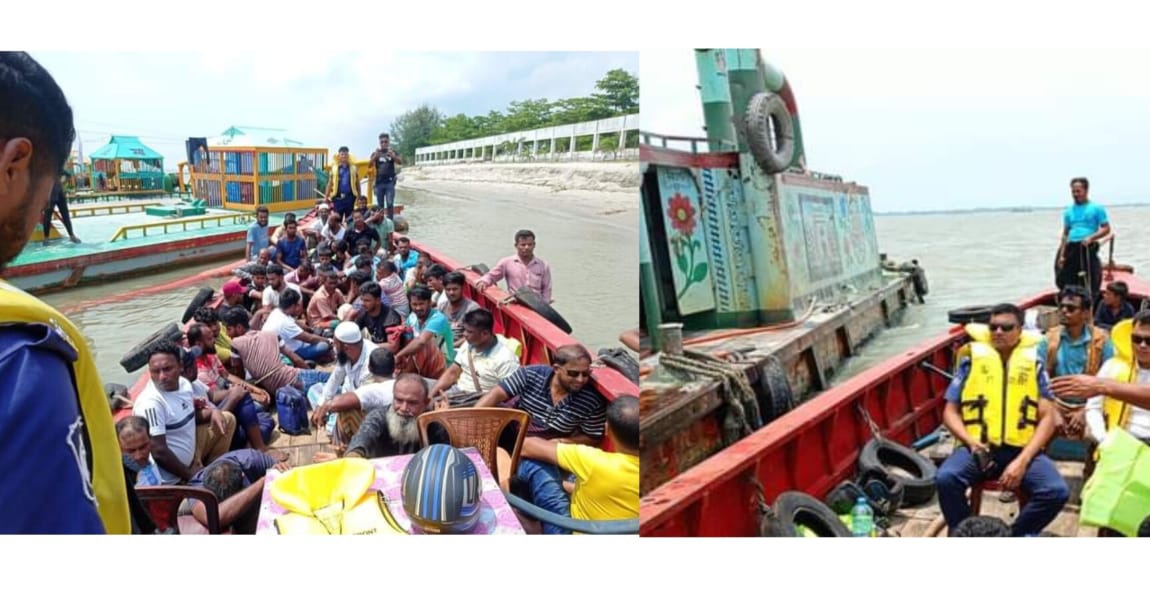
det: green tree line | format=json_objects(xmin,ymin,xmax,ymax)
[{"xmin": 389, "ymin": 69, "xmax": 638, "ymax": 162}]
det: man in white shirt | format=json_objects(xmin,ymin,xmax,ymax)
[
  {"xmin": 1086, "ymin": 314, "xmax": 1150, "ymax": 445},
  {"xmin": 431, "ymin": 309, "xmax": 521, "ymax": 408},
  {"xmin": 320, "ymin": 321, "xmax": 380, "ymax": 403},
  {"xmin": 261, "ymin": 264, "xmax": 301, "ymax": 311},
  {"xmin": 132, "ymin": 342, "xmax": 234, "ymax": 484},
  {"xmin": 312, "ymin": 347, "xmax": 396, "ymax": 453},
  {"xmin": 262, "ymin": 288, "xmax": 332, "ymax": 363}
]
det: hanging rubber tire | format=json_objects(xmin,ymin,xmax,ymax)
[
  {"xmin": 760, "ymin": 491, "xmax": 852, "ymax": 537},
  {"xmin": 512, "ymin": 287, "xmax": 572, "ymax": 334},
  {"xmin": 394, "ymin": 214, "xmax": 409, "ymax": 233},
  {"xmin": 947, "ymin": 305, "xmax": 993, "ymax": 325},
  {"xmin": 468, "ymin": 263, "xmax": 490, "ymax": 276},
  {"xmin": 756, "ymin": 355, "xmax": 795, "ymax": 424},
  {"xmin": 859, "ymin": 466, "xmax": 907, "ymax": 513},
  {"xmin": 181, "ymin": 287, "xmax": 216, "ymax": 324},
  {"xmin": 911, "ymin": 266, "xmax": 929, "ymax": 298},
  {"xmin": 120, "ymin": 322, "xmax": 185, "ymax": 373},
  {"xmin": 858, "ymin": 438, "xmax": 937, "ymax": 507},
  {"xmin": 745, "ymin": 91, "xmax": 796, "ymax": 175},
  {"xmin": 597, "ymin": 347, "xmax": 639, "ymax": 384}
]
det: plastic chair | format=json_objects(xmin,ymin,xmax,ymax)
[
  {"xmin": 135, "ymin": 485, "xmax": 222, "ymax": 534},
  {"xmin": 969, "ymin": 479, "xmax": 1028, "ymax": 517},
  {"xmin": 418, "ymin": 407, "xmax": 529, "ymax": 491},
  {"xmin": 504, "ymin": 492, "xmax": 638, "ymax": 535}
]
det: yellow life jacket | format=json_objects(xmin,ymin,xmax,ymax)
[
  {"xmin": 1099, "ymin": 320, "xmax": 1138, "ymax": 431},
  {"xmin": 0, "ymin": 279, "xmax": 130, "ymax": 534},
  {"xmin": 959, "ymin": 324, "xmax": 1043, "ymax": 447},
  {"xmin": 270, "ymin": 458, "xmax": 406, "ymax": 535}
]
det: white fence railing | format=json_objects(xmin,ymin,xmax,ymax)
[{"xmin": 415, "ymin": 114, "xmax": 639, "ymax": 164}]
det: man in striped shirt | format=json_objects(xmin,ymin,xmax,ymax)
[{"xmin": 476, "ymin": 344, "xmax": 606, "ymax": 534}]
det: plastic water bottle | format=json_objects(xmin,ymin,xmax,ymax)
[{"xmin": 851, "ymin": 496, "xmax": 874, "ymax": 537}]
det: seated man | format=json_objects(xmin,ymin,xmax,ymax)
[
  {"xmin": 519, "ymin": 395, "xmax": 640, "ymax": 531},
  {"xmin": 397, "ymin": 286, "xmax": 455, "ymax": 366},
  {"xmin": 314, "ymin": 373, "xmax": 446, "ymax": 461},
  {"xmin": 187, "ymin": 323, "xmax": 275, "ymax": 452},
  {"xmin": 115, "ymin": 416, "xmax": 161, "ymax": 534},
  {"xmin": 221, "ymin": 307, "xmax": 331, "ymax": 397},
  {"xmin": 306, "ymin": 269, "xmax": 346, "ymax": 331},
  {"xmin": 934, "ymin": 303, "xmax": 1069, "ymax": 537},
  {"xmin": 1095, "ymin": 280, "xmax": 1136, "ymax": 330},
  {"xmin": 476, "ymin": 344, "xmax": 608, "ymax": 535},
  {"xmin": 355, "ymin": 281, "xmax": 403, "ymax": 345},
  {"xmin": 132, "ymin": 341, "xmax": 237, "ymax": 485},
  {"xmin": 262, "ymin": 288, "xmax": 332, "ymax": 363},
  {"xmin": 1036, "ymin": 286, "xmax": 1113, "ymax": 438},
  {"xmin": 430, "ymin": 309, "xmax": 520, "ymax": 408},
  {"xmin": 438, "ymin": 271, "xmax": 480, "ymax": 347},
  {"xmin": 376, "ymin": 260, "xmax": 409, "ymax": 317},
  {"xmin": 1086, "ymin": 313, "xmax": 1150, "ymax": 446},
  {"xmin": 312, "ymin": 348, "xmax": 397, "ymax": 450},
  {"xmin": 185, "ymin": 450, "xmax": 291, "ymax": 534}
]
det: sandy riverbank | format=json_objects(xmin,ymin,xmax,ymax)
[{"xmin": 399, "ymin": 161, "xmax": 638, "ymax": 216}]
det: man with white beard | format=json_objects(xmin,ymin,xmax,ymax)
[{"xmin": 337, "ymin": 374, "xmax": 446, "ymax": 459}]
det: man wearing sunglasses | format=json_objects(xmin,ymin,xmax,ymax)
[
  {"xmin": 1036, "ymin": 286, "xmax": 1115, "ymax": 438},
  {"xmin": 476, "ymin": 344, "xmax": 607, "ymax": 534},
  {"xmin": 936, "ymin": 303, "xmax": 1069, "ymax": 536},
  {"xmin": 1053, "ymin": 311, "xmax": 1150, "ymax": 447}
]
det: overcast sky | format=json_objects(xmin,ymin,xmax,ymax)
[
  {"xmin": 29, "ymin": 51, "xmax": 637, "ymax": 171},
  {"xmin": 642, "ymin": 49, "xmax": 1150, "ymax": 213}
]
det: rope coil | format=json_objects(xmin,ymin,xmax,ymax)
[{"xmin": 660, "ymin": 349, "xmax": 763, "ymax": 445}]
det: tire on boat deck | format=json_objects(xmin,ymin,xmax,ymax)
[
  {"xmin": 755, "ymin": 355, "xmax": 795, "ymax": 424},
  {"xmin": 858, "ymin": 438, "xmax": 937, "ymax": 506},
  {"xmin": 182, "ymin": 287, "xmax": 216, "ymax": 324},
  {"xmin": 120, "ymin": 322, "xmax": 185, "ymax": 373},
  {"xmin": 466, "ymin": 263, "xmax": 490, "ymax": 276},
  {"xmin": 760, "ymin": 491, "xmax": 852, "ymax": 537},
  {"xmin": 947, "ymin": 305, "xmax": 993, "ymax": 325},
  {"xmin": 597, "ymin": 347, "xmax": 639, "ymax": 384},
  {"xmin": 512, "ymin": 287, "xmax": 572, "ymax": 334}
]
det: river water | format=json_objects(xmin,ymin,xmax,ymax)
[
  {"xmin": 833, "ymin": 204, "xmax": 1150, "ymax": 383},
  {"xmin": 42, "ymin": 184, "xmax": 638, "ymax": 387}
]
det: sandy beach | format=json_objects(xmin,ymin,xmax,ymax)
[{"xmin": 399, "ymin": 161, "xmax": 638, "ymax": 218}]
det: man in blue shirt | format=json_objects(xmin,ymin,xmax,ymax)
[
  {"xmin": 1056, "ymin": 177, "xmax": 1110, "ymax": 300},
  {"xmin": 1095, "ymin": 280, "xmax": 1136, "ymax": 330},
  {"xmin": 246, "ymin": 205, "xmax": 272, "ymax": 261},
  {"xmin": 1036, "ymin": 286, "xmax": 1114, "ymax": 437},
  {"xmin": 0, "ymin": 52, "xmax": 130, "ymax": 534}
]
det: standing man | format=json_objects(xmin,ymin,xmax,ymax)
[
  {"xmin": 1056, "ymin": 177, "xmax": 1110, "ymax": 301},
  {"xmin": 370, "ymin": 133, "xmax": 401, "ymax": 221},
  {"xmin": 41, "ymin": 176, "xmax": 80, "ymax": 244},
  {"xmin": 934, "ymin": 304, "xmax": 1069, "ymax": 536},
  {"xmin": 475, "ymin": 229, "xmax": 552, "ymax": 303},
  {"xmin": 0, "ymin": 52, "xmax": 129, "ymax": 534},
  {"xmin": 246, "ymin": 206, "xmax": 272, "ymax": 262},
  {"xmin": 325, "ymin": 146, "xmax": 360, "ymax": 222}
]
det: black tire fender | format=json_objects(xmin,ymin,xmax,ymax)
[
  {"xmin": 947, "ymin": 305, "xmax": 993, "ymax": 325},
  {"xmin": 182, "ymin": 287, "xmax": 216, "ymax": 324},
  {"xmin": 597, "ymin": 347, "xmax": 639, "ymax": 385},
  {"xmin": 760, "ymin": 491, "xmax": 852, "ymax": 537},
  {"xmin": 467, "ymin": 263, "xmax": 490, "ymax": 276},
  {"xmin": 120, "ymin": 322, "xmax": 184, "ymax": 373},
  {"xmin": 512, "ymin": 287, "xmax": 572, "ymax": 334},
  {"xmin": 745, "ymin": 91, "xmax": 796, "ymax": 175},
  {"xmin": 756, "ymin": 355, "xmax": 795, "ymax": 424},
  {"xmin": 858, "ymin": 438, "xmax": 937, "ymax": 507}
]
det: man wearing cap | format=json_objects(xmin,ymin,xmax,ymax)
[
  {"xmin": 303, "ymin": 203, "xmax": 331, "ymax": 250},
  {"xmin": 318, "ymin": 322, "xmax": 380, "ymax": 407},
  {"xmin": 312, "ymin": 348, "xmax": 397, "ymax": 451},
  {"xmin": 325, "ymin": 146, "xmax": 360, "ymax": 221}
]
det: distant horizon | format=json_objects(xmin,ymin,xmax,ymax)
[{"xmin": 875, "ymin": 200, "xmax": 1150, "ymax": 216}]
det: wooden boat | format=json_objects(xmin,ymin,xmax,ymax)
[
  {"xmin": 104, "ymin": 205, "xmax": 637, "ymax": 533},
  {"xmin": 639, "ymin": 265, "xmax": 1148, "ymax": 537}
]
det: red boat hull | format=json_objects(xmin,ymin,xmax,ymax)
[{"xmin": 640, "ymin": 269, "xmax": 1148, "ymax": 537}]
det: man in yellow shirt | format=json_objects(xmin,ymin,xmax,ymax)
[{"xmin": 520, "ymin": 395, "xmax": 639, "ymax": 527}]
